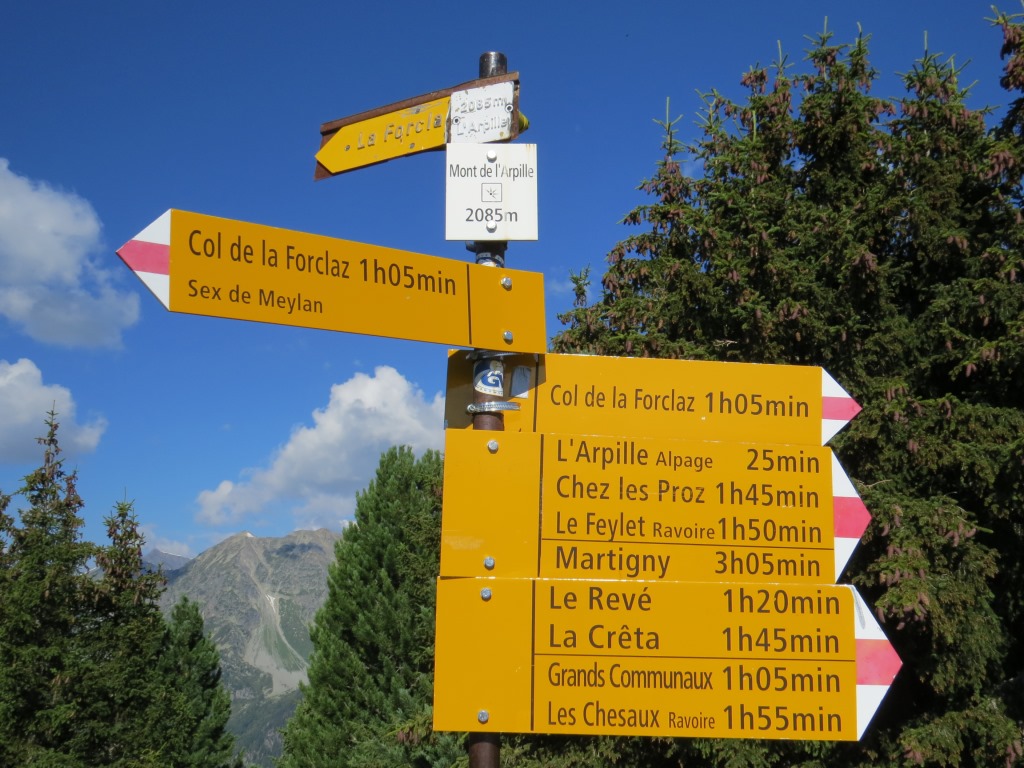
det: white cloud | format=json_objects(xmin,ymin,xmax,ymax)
[
  {"xmin": 0, "ymin": 159, "xmax": 139, "ymax": 347},
  {"xmin": 196, "ymin": 366, "xmax": 445, "ymax": 530},
  {"xmin": 0, "ymin": 358, "xmax": 107, "ymax": 462},
  {"xmin": 139, "ymin": 525, "xmax": 195, "ymax": 558}
]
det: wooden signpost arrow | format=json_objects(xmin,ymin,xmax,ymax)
[
  {"xmin": 315, "ymin": 72, "xmax": 525, "ymax": 178},
  {"xmin": 116, "ymin": 209, "xmax": 546, "ymax": 352}
]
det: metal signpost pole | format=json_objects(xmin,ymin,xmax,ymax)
[{"xmin": 465, "ymin": 47, "xmax": 509, "ymax": 768}]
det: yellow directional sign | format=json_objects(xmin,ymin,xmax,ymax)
[
  {"xmin": 444, "ymin": 351, "xmax": 861, "ymax": 446},
  {"xmin": 440, "ymin": 431, "xmax": 870, "ymax": 583},
  {"xmin": 434, "ymin": 578, "xmax": 900, "ymax": 740},
  {"xmin": 116, "ymin": 209, "xmax": 546, "ymax": 352},
  {"xmin": 315, "ymin": 72, "xmax": 524, "ymax": 178},
  {"xmin": 316, "ymin": 95, "xmax": 451, "ymax": 175}
]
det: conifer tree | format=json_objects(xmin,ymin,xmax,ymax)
[
  {"xmin": 156, "ymin": 597, "xmax": 240, "ymax": 768},
  {"xmin": 555, "ymin": 12, "xmax": 1024, "ymax": 768},
  {"xmin": 0, "ymin": 416, "xmax": 240, "ymax": 767},
  {"xmin": 65, "ymin": 501, "xmax": 172, "ymax": 765},
  {"xmin": 278, "ymin": 447, "xmax": 462, "ymax": 768},
  {"xmin": 0, "ymin": 413, "xmax": 96, "ymax": 766}
]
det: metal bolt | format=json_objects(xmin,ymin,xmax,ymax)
[
  {"xmin": 478, "ymin": 710, "xmax": 490, "ymax": 724},
  {"xmin": 500, "ymin": 276, "xmax": 513, "ymax": 290},
  {"xmin": 486, "ymin": 222, "xmax": 498, "ymax": 233},
  {"xmin": 487, "ymin": 149, "xmax": 498, "ymax": 162},
  {"xmin": 484, "ymin": 556, "xmax": 495, "ymax": 570},
  {"xmin": 486, "ymin": 439, "xmax": 499, "ymax": 453},
  {"xmin": 503, "ymin": 330, "xmax": 514, "ymax": 343},
  {"xmin": 480, "ymin": 588, "xmax": 492, "ymax": 601}
]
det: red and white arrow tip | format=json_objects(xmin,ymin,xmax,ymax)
[
  {"xmin": 852, "ymin": 587, "xmax": 902, "ymax": 739},
  {"xmin": 832, "ymin": 453, "xmax": 872, "ymax": 581},
  {"xmin": 822, "ymin": 369, "xmax": 862, "ymax": 443},
  {"xmin": 116, "ymin": 210, "xmax": 172, "ymax": 309}
]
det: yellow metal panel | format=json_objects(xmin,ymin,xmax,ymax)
[
  {"xmin": 433, "ymin": 577, "xmax": 535, "ymax": 733},
  {"xmin": 532, "ymin": 655, "xmax": 857, "ymax": 738},
  {"xmin": 538, "ymin": 434, "xmax": 837, "ymax": 583},
  {"xmin": 315, "ymin": 96, "xmax": 450, "ymax": 174},
  {"xmin": 534, "ymin": 354, "xmax": 825, "ymax": 445},
  {"xmin": 440, "ymin": 431, "xmax": 541, "ymax": 578},
  {"xmin": 434, "ymin": 578, "xmax": 861, "ymax": 739},
  {"xmin": 537, "ymin": 541, "xmax": 832, "ymax": 585},
  {"xmin": 440, "ymin": 431, "xmax": 840, "ymax": 583},
  {"xmin": 535, "ymin": 579, "xmax": 854, "ymax": 661},
  {"xmin": 445, "ymin": 353, "xmax": 838, "ymax": 445},
  {"xmin": 442, "ymin": 351, "xmax": 478, "ymax": 430},
  {"xmin": 159, "ymin": 210, "xmax": 545, "ymax": 350},
  {"xmin": 467, "ymin": 265, "xmax": 547, "ymax": 353}
]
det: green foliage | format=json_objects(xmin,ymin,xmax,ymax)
[
  {"xmin": 0, "ymin": 414, "xmax": 96, "ymax": 766},
  {"xmin": 278, "ymin": 447, "xmax": 462, "ymax": 768},
  {"xmin": 229, "ymin": 689, "xmax": 301, "ymax": 768},
  {"xmin": 156, "ymin": 597, "xmax": 239, "ymax": 768},
  {"xmin": 65, "ymin": 501, "xmax": 174, "ymax": 764},
  {"xmin": 0, "ymin": 415, "xmax": 240, "ymax": 767},
  {"xmin": 554, "ymin": 10, "xmax": 1024, "ymax": 767}
]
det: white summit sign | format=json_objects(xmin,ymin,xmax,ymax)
[{"xmin": 446, "ymin": 143, "xmax": 538, "ymax": 241}]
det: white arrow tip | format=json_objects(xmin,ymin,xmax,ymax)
[
  {"xmin": 857, "ymin": 685, "xmax": 890, "ymax": 739},
  {"xmin": 821, "ymin": 369, "xmax": 862, "ymax": 443},
  {"xmin": 135, "ymin": 209, "xmax": 171, "ymax": 245}
]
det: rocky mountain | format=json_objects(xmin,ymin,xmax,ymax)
[
  {"xmin": 159, "ymin": 528, "xmax": 342, "ymax": 767},
  {"xmin": 143, "ymin": 548, "xmax": 192, "ymax": 573}
]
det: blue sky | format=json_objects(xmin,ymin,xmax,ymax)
[{"xmin": 0, "ymin": 1, "xmax": 1013, "ymax": 556}]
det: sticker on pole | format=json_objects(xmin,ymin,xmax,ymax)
[
  {"xmin": 446, "ymin": 143, "xmax": 538, "ymax": 241},
  {"xmin": 473, "ymin": 358, "xmax": 505, "ymax": 396}
]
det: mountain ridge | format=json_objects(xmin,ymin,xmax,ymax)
[{"xmin": 143, "ymin": 548, "xmax": 191, "ymax": 572}]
